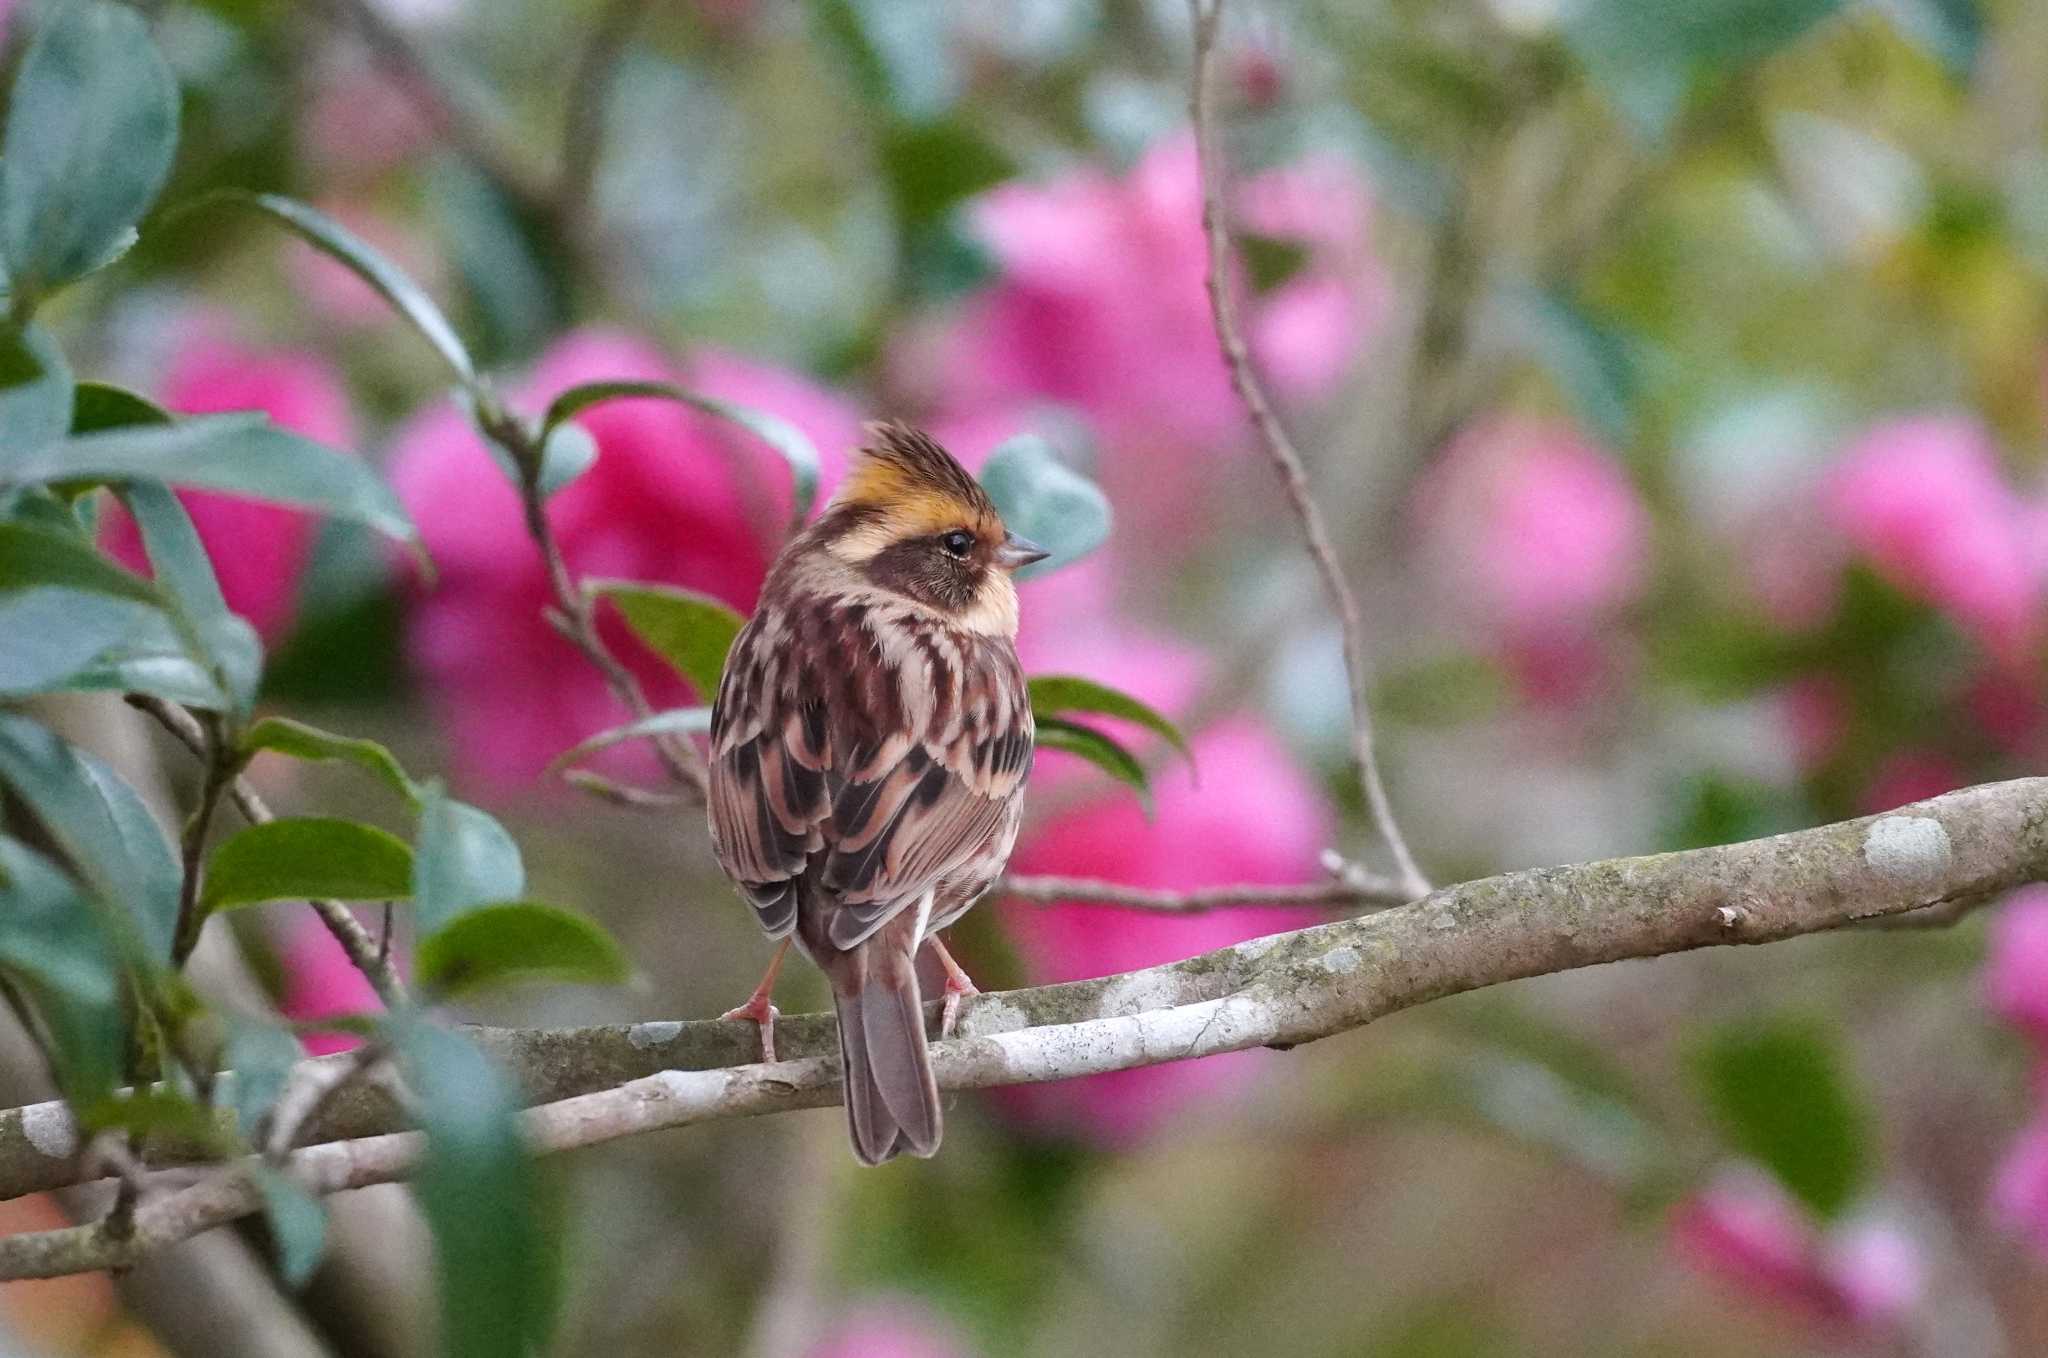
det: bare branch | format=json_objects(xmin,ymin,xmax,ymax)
[
  {"xmin": 1, "ymin": 778, "xmax": 2040, "ymax": 1279},
  {"xmin": 129, "ymin": 696, "xmax": 409, "ymax": 1008},
  {"xmin": 1184, "ymin": 0, "xmax": 1428, "ymax": 898},
  {"xmin": 997, "ymin": 868, "xmax": 1407, "ymax": 913}
]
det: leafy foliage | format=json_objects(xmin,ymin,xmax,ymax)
[
  {"xmin": 200, "ymin": 818, "xmax": 415, "ymax": 914},
  {"xmin": 589, "ymin": 579, "xmax": 745, "ymax": 699},
  {"xmin": 1693, "ymin": 1017, "xmax": 1874, "ymax": 1220}
]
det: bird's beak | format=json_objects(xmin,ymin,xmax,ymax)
[{"xmin": 995, "ymin": 533, "xmax": 1051, "ymax": 571}]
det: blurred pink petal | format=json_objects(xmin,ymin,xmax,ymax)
[
  {"xmin": 1984, "ymin": 887, "xmax": 2048, "ymax": 1046},
  {"xmin": 1992, "ymin": 1108, "xmax": 2048, "ymax": 1257},
  {"xmin": 1670, "ymin": 1167, "xmax": 1920, "ymax": 1331},
  {"xmin": 390, "ymin": 328, "xmax": 861, "ymax": 794},
  {"xmin": 1859, "ymin": 750, "xmax": 1962, "ymax": 815},
  {"xmin": 1778, "ymin": 676, "xmax": 1851, "ymax": 773},
  {"xmin": 100, "ymin": 331, "xmax": 356, "ymax": 643},
  {"xmin": 300, "ymin": 50, "xmax": 434, "ymax": 184},
  {"xmin": 275, "ymin": 914, "xmax": 384, "ymax": 1056},
  {"xmin": 997, "ymin": 713, "xmax": 1331, "ymax": 1146},
  {"xmin": 804, "ymin": 1300, "xmax": 966, "ymax": 1358},
  {"xmin": 1826, "ymin": 415, "xmax": 2041, "ymax": 662}
]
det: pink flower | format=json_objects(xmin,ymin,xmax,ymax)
[
  {"xmin": 997, "ymin": 636, "xmax": 1331, "ymax": 1144},
  {"xmin": 299, "ymin": 50, "xmax": 434, "ymax": 186},
  {"xmin": 101, "ymin": 332, "xmax": 357, "ymax": 643},
  {"xmin": 1826, "ymin": 415, "xmax": 2040, "ymax": 661},
  {"xmin": 900, "ymin": 133, "xmax": 1384, "ymax": 530},
  {"xmin": 1858, "ymin": 750, "xmax": 1962, "ymax": 815},
  {"xmin": 1985, "ymin": 887, "xmax": 2048, "ymax": 1047},
  {"xmin": 274, "ymin": 914, "xmax": 383, "ymax": 1057},
  {"xmin": 1415, "ymin": 416, "xmax": 1649, "ymax": 703},
  {"xmin": 804, "ymin": 1301, "xmax": 965, "ymax": 1358},
  {"xmin": 390, "ymin": 329, "xmax": 861, "ymax": 793},
  {"xmin": 1670, "ymin": 1167, "xmax": 1922, "ymax": 1331},
  {"xmin": 1779, "ymin": 676, "xmax": 1851, "ymax": 773},
  {"xmin": 1992, "ymin": 1108, "xmax": 2048, "ymax": 1257}
]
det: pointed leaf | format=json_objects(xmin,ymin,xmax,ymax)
[
  {"xmin": 978, "ymin": 435, "xmax": 1110, "ymax": 579},
  {"xmin": 69, "ymin": 380, "xmax": 171, "ymax": 435},
  {"xmin": 237, "ymin": 718, "xmax": 419, "ymax": 806},
  {"xmin": 537, "ymin": 420, "xmax": 597, "ymax": 496},
  {"xmin": 586, "ymin": 579, "xmax": 743, "ymax": 698},
  {"xmin": 414, "ymin": 788, "xmax": 524, "ymax": 936},
  {"xmin": 0, "ymin": 324, "xmax": 74, "ymax": 458},
  {"xmin": 220, "ymin": 1014, "xmax": 306, "ymax": 1142},
  {"xmin": 0, "ymin": 836, "xmax": 125, "ymax": 1109},
  {"xmin": 391, "ymin": 1021, "xmax": 556, "ymax": 1358},
  {"xmin": 200, "ymin": 818, "xmax": 414, "ymax": 914},
  {"xmin": 545, "ymin": 707, "xmax": 711, "ymax": 777},
  {"xmin": 0, "ymin": 1, "xmax": 179, "ymax": 300},
  {"xmin": 253, "ymin": 1167, "xmax": 329, "ymax": 1288},
  {"xmin": 1028, "ymin": 675, "xmax": 1191, "ymax": 766},
  {"xmin": 539, "ymin": 381, "xmax": 820, "ymax": 529},
  {"xmin": 112, "ymin": 481, "xmax": 262, "ymax": 713},
  {"xmin": 0, "ymin": 713, "xmax": 180, "ymax": 959},
  {"xmin": 1033, "ymin": 716, "xmax": 1150, "ymax": 810},
  {"xmin": 416, "ymin": 902, "xmax": 631, "ymax": 999},
  {"xmin": 179, "ymin": 192, "xmax": 474, "ymax": 385},
  {"xmin": 9, "ymin": 416, "xmax": 419, "ymax": 548}
]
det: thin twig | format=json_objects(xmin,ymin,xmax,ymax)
[
  {"xmin": 997, "ymin": 869, "xmax": 1407, "ymax": 914},
  {"xmin": 1185, "ymin": 0, "xmax": 1428, "ymax": 898},
  {"xmin": 2, "ymin": 777, "xmax": 2042, "ymax": 1280},
  {"xmin": 169, "ymin": 712, "xmax": 231, "ymax": 968},
  {"xmin": 262, "ymin": 1044, "xmax": 389, "ymax": 1163},
  {"xmin": 128, "ymin": 697, "xmax": 409, "ymax": 1008}
]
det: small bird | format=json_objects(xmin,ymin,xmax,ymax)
[{"xmin": 707, "ymin": 421, "xmax": 1046, "ymax": 1164}]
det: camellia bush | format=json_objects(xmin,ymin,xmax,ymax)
[{"xmin": 3, "ymin": 1, "xmax": 2048, "ymax": 1356}]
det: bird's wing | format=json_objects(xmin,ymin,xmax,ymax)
[{"xmin": 708, "ymin": 598, "xmax": 1031, "ymax": 945}]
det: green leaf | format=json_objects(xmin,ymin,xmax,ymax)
[
  {"xmin": 0, "ymin": 324, "xmax": 75, "ymax": 456},
  {"xmin": 538, "ymin": 381, "xmax": 822, "ymax": 529},
  {"xmin": 1507, "ymin": 286, "xmax": 1643, "ymax": 447},
  {"xmin": 199, "ymin": 819, "xmax": 414, "ymax": 914},
  {"xmin": 0, "ymin": 713, "xmax": 180, "ymax": 959},
  {"xmin": 1034, "ymin": 716, "xmax": 1150, "ymax": 810},
  {"xmin": 413, "ymin": 788, "xmax": 525, "ymax": 937},
  {"xmin": 1565, "ymin": 0, "xmax": 1845, "ymax": 139},
  {"xmin": 112, "ymin": 481, "xmax": 262, "ymax": 714},
  {"xmin": 0, "ymin": 1, "xmax": 179, "ymax": 301},
  {"xmin": 0, "ymin": 587, "xmax": 181, "ymax": 697},
  {"xmin": 1028, "ymin": 675, "xmax": 1191, "ymax": 767},
  {"xmin": 10, "ymin": 415, "xmax": 419, "ymax": 548},
  {"xmin": 880, "ymin": 118, "xmax": 1016, "ymax": 228},
  {"xmin": 1238, "ymin": 233, "xmax": 1311, "ymax": 294},
  {"xmin": 416, "ymin": 902, "xmax": 631, "ymax": 999},
  {"xmin": 253, "ymin": 1167, "xmax": 329, "ymax": 1288},
  {"xmin": 1693, "ymin": 1017, "xmax": 1872, "ymax": 1220},
  {"xmin": 69, "ymin": 381, "xmax": 171, "ymax": 435},
  {"xmin": 178, "ymin": 192, "xmax": 474, "ymax": 385},
  {"xmin": 220, "ymin": 1015, "xmax": 305, "ymax": 1142},
  {"xmin": 536, "ymin": 420, "xmax": 597, "ymax": 497},
  {"xmin": 237, "ymin": 718, "xmax": 419, "ymax": 806},
  {"xmin": 545, "ymin": 707, "xmax": 711, "ymax": 777},
  {"xmin": 392, "ymin": 1021, "xmax": 556, "ymax": 1358},
  {"xmin": 977, "ymin": 435, "xmax": 1111, "ymax": 580},
  {"xmin": 0, "ymin": 836, "xmax": 125, "ymax": 1109},
  {"xmin": 587, "ymin": 579, "xmax": 743, "ymax": 698}
]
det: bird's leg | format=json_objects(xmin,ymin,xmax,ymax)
[
  {"xmin": 720, "ymin": 938, "xmax": 790, "ymax": 1063},
  {"xmin": 924, "ymin": 936, "xmax": 980, "ymax": 1039}
]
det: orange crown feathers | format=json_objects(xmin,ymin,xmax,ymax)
[{"xmin": 831, "ymin": 422, "xmax": 1000, "ymax": 527}]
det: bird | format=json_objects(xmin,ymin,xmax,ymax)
[{"xmin": 706, "ymin": 421, "xmax": 1047, "ymax": 1164}]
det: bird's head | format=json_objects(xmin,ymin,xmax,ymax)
[{"xmin": 814, "ymin": 421, "xmax": 1048, "ymax": 635}]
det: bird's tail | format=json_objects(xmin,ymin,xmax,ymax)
[{"xmin": 826, "ymin": 918, "xmax": 941, "ymax": 1165}]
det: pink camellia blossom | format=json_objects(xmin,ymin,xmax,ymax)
[
  {"xmin": 995, "ymin": 626, "xmax": 1329, "ymax": 1144},
  {"xmin": 1991, "ymin": 1108, "xmax": 2048, "ymax": 1257},
  {"xmin": 899, "ymin": 133, "xmax": 1383, "ymax": 532},
  {"xmin": 390, "ymin": 329, "xmax": 860, "ymax": 793},
  {"xmin": 1670, "ymin": 1167, "xmax": 1923, "ymax": 1332},
  {"xmin": 101, "ymin": 332, "xmax": 356, "ymax": 643},
  {"xmin": 1858, "ymin": 750, "xmax": 1962, "ymax": 815},
  {"xmin": 1415, "ymin": 416, "xmax": 1650, "ymax": 703},
  {"xmin": 1825, "ymin": 415, "xmax": 2040, "ymax": 662},
  {"xmin": 274, "ymin": 914, "xmax": 383, "ymax": 1057},
  {"xmin": 1984, "ymin": 887, "xmax": 2048, "ymax": 1047},
  {"xmin": 803, "ymin": 1300, "xmax": 965, "ymax": 1358}
]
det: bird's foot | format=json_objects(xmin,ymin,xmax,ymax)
[
  {"xmin": 927, "ymin": 936, "xmax": 980, "ymax": 1040},
  {"xmin": 721, "ymin": 939, "xmax": 790, "ymax": 1062}
]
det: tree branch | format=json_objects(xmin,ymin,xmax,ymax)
[
  {"xmin": 996, "ymin": 867, "xmax": 1408, "ymax": 913},
  {"xmin": 1185, "ymin": 0, "xmax": 1428, "ymax": 898},
  {"xmin": 0, "ymin": 778, "xmax": 2039, "ymax": 1280}
]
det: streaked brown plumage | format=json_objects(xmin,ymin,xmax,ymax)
[{"xmin": 707, "ymin": 422, "xmax": 1045, "ymax": 1164}]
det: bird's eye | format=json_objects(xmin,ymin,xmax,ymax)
[{"xmin": 940, "ymin": 530, "xmax": 975, "ymax": 559}]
